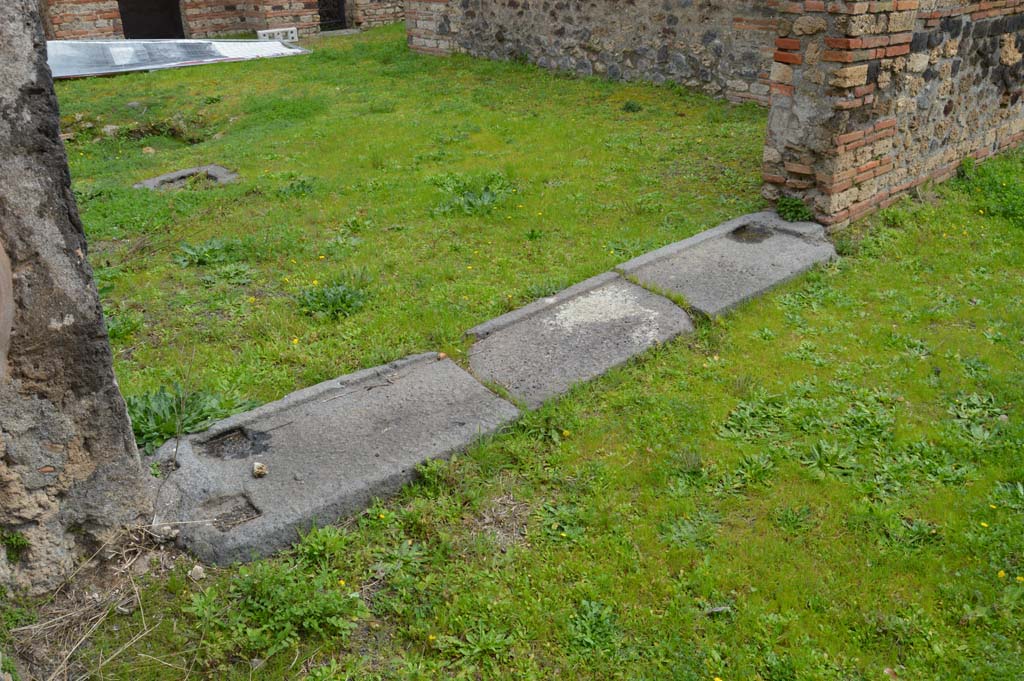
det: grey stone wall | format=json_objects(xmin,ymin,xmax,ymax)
[
  {"xmin": 409, "ymin": 0, "xmax": 778, "ymax": 104},
  {"xmin": 1, "ymin": 0, "xmax": 151, "ymax": 594}
]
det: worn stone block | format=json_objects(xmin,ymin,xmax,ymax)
[
  {"xmin": 467, "ymin": 274, "xmax": 693, "ymax": 409},
  {"xmin": 617, "ymin": 212, "xmax": 836, "ymax": 318},
  {"xmin": 152, "ymin": 354, "xmax": 519, "ymax": 564}
]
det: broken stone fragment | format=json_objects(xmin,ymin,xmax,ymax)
[
  {"xmin": 133, "ymin": 164, "xmax": 239, "ymax": 190},
  {"xmin": 252, "ymin": 461, "xmax": 268, "ymax": 478},
  {"xmin": 188, "ymin": 564, "xmax": 206, "ymax": 581}
]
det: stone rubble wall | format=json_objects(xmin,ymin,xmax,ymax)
[
  {"xmin": 763, "ymin": 0, "xmax": 1024, "ymax": 227},
  {"xmin": 408, "ymin": 0, "xmax": 779, "ymax": 105}
]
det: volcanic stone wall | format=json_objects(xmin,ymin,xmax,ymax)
[
  {"xmin": 407, "ymin": 0, "xmax": 780, "ymax": 104},
  {"xmin": 763, "ymin": 0, "xmax": 1024, "ymax": 227}
]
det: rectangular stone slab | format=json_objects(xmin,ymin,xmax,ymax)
[
  {"xmin": 467, "ymin": 273, "xmax": 693, "ymax": 409},
  {"xmin": 152, "ymin": 354, "xmax": 519, "ymax": 564},
  {"xmin": 617, "ymin": 212, "xmax": 836, "ymax": 317}
]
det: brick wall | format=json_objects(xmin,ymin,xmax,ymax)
[
  {"xmin": 45, "ymin": 0, "xmax": 320, "ymax": 39},
  {"xmin": 180, "ymin": 0, "xmax": 256, "ymax": 37},
  {"xmin": 353, "ymin": 1, "xmax": 404, "ymax": 28},
  {"xmin": 407, "ymin": 0, "xmax": 778, "ymax": 105},
  {"xmin": 764, "ymin": 0, "xmax": 1024, "ymax": 227},
  {"xmin": 47, "ymin": 0, "xmax": 122, "ymax": 39},
  {"xmin": 254, "ymin": 0, "xmax": 319, "ymax": 36}
]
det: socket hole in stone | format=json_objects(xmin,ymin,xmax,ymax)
[
  {"xmin": 201, "ymin": 428, "xmax": 271, "ymax": 460},
  {"xmin": 202, "ymin": 495, "xmax": 261, "ymax": 531},
  {"xmin": 728, "ymin": 222, "xmax": 773, "ymax": 243}
]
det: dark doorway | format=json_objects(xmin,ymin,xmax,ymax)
[
  {"xmin": 318, "ymin": 0, "xmax": 347, "ymax": 31},
  {"xmin": 117, "ymin": 0, "xmax": 185, "ymax": 39}
]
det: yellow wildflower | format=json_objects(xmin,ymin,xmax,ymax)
[
  {"xmin": 998, "ymin": 570, "xmax": 1006, "ymax": 579},
  {"xmin": 291, "ymin": 337, "xmax": 299, "ymax": 345},
  {"xmin": 981, "ymin": 522, "xmax": 989, "ymax": 528}
]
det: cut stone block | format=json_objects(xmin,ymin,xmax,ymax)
[
  {"xmin": 134, "ymin": 164, "xmax": 239, "ymax": 190},
  {"xmin": 151, "ymin": 354, "xmax": 518, "ymax": 564},
  {"xmin": 617, "ymin": 212, "xmax": 836, "ymax": 317},
  {"xmin": 467, "ymin": 273, "xmax": 693, "ymax": 409}
]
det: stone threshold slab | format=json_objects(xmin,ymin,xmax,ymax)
[
  {"xmin": 467, "ymin": 273, "xmax": 694, "ymax": 409},
  {"xmin": 617, "ymin": 212, "xmax": 836, "ymax": 317},
  {"xmin": 152, "ymin": 353, "xmax": 519, "ymax": 564}
]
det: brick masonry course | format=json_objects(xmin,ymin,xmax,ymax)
[{"xmin": 762, "ymin": 0, "xmax": 1024, "ymax": 228}]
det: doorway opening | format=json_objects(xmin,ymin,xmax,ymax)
[
  {"xmin": 117, "ymin": 0, "xmax": 185, "ymax": 39},
  {"xmin": 318, "ymin": 0, "xmax": 348, "ymax": 31}
]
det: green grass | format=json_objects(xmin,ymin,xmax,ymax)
[
  {"xmin": 20, "ymin": 23, "xmax": 1024, "ymax": 681},
  {"xmin": 57, "ymin": 23, "xmax": 765, "ymax": 412}
]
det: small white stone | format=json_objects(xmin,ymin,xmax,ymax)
[
  {"xmin": 189, "ymin": 564, "xmax": 206, "ymax": 581},
  {"xmin": 252, "ymin": 461, "xmax": 269, "ymax": 478}
]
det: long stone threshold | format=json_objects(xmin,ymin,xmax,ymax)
[{"xmin": 151, "ymin": 211, "xmax": 836, "ymax": 564}]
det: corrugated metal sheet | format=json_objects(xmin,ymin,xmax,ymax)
[{"xmin": 48, "ymin": 39, "xmax": 308, "ymax": 79}]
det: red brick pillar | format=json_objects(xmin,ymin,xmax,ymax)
[{"xmin": 763, "ymin": 1, "xmax": 917, "ymax": 228}]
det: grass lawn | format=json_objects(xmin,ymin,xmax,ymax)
[
  {"xmin": 4, "ymin": 23, "xmax": 1024, "ymax": 681},
  {"xmin": 54, "ymin": 23, "xmax": 764, "ymax": 427}
]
